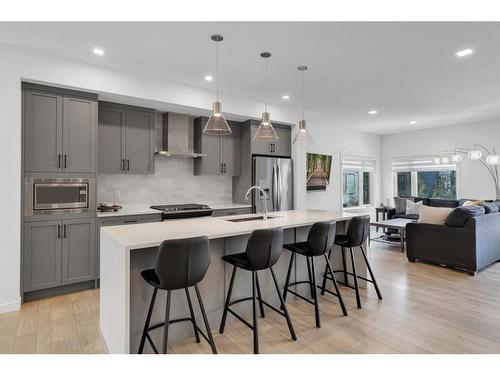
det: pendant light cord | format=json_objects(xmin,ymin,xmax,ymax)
[
  {"xmin": 216, "ymin": 41, "xmax": 220, "ymax": 102},
  {"xmin": 264, "ymin": 57, "xmax": 268, "ymax": 112},
  {"xmin": 301, "ymin": 68, "xmax": 305, "ymax": 120}
]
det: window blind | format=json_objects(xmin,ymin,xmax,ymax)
[{"xmin": 391, "ymin": 156, "xmax": 456, "ymax": 172}]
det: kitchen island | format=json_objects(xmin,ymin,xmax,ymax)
[{"xmin": 99, "ymin": 209, "xmax": 368, "ymax": 354}]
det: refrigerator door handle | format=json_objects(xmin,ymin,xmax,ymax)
[
  {"xmin": 272, "ymin": 162, "xmax": 278, "ymax": 211},
  {"xmin": 276, "ymin": 161, "xmax": 282, "ymax": 211}
]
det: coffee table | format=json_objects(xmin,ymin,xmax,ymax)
[{"xmin": 370, "ymin": 218, "xmax": 416, "ymax": 252}]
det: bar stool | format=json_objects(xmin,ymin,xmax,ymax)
[
  {"xmin": 219, "ymin": 227, "xmax": 297, "ymax": 354},
  {"xmin": 283, "ymin": 222, "xmax": 348, "ymax": 328},
  {"xmin": 138, "ymin": 236, "xmax": 217, "ymax": 354},
  {"xmin": 320, "ymin": 215, "xmax": 382, "ymax": 309}
]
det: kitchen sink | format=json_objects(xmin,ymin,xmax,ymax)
[{"xmin": 225, "ymin": 215, "xmax": 280, "ymax": 223}]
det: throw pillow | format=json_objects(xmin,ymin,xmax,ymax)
[
  {"xmin": 462, "ymin": 200, "xmax": 484, "ymax": 206},
  {"xmin": 406, "ymin": 200, "xmax": 423, "ymax": 215},
  {"xmin": 446, "ymin": 206, "xmax": 486, "ymax": 227},
  {"xmin": 394, "ymin": 197, "xmax": 407, "ymax": 214},
  {"xmin": 481, "ymin": 202, "xmax": 499, "ymax": 214},
  {"xmin": 418, "ymin": 205, "xmax": 453, "ymax": 225}
]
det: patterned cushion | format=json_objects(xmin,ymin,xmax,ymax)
[
  {"xmin": 406, "ymin": 200, "xmax": 423, "ymax": 215},
  {"xmin": 394, "ymin": 197, "xmax": 407, "ymax": 214}
]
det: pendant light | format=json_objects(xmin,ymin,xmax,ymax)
[
  {"xmin": 202, "ymin": 34, "xmax": 232, "ymax": 135},
  {"xmin": 293, "ymin": 65, "xmax": 308, "ymax": 144},
  {"xmin": 254, "ymin": 52, "xmax": 279, "ymax": 141}
]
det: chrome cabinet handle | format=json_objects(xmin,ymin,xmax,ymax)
[
  {"xmin": 63, "ymin": 225, "xmax": 67, "ymax": 238},
  {"xmin": 58, "ymin": 154, "xmax": 61, "ymax": 168},
  {"xmin": 57, "ymin": 225, "xmax": 61, "ymax": 238},
  {"xmin": 64, "ymin": 154, "xmax": 67, "ymax": 168},
  {"xmin": 127, "ymin": 159, "xmax": 130, "ymax": 171}
]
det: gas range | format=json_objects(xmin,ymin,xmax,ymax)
[{"xmin": 150, "ymin": 203, "xmax": 213, "ymax": 221}]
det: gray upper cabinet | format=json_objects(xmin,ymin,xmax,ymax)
[
  {"xmin": 98, "ymin": 106, "xmax": 125, "ymax": 173},
  {"xmin": 250, "ymin": 121, "xmax": 291, "ymax": 157},
  {"xmin": 62, "ymin": 218, "xmax": 96, "ymax": 285},
  {"xmin": 193, "ymin": 117, "xmax": 240, "ymax": 176},
  {"xmin": 62, "ymin": 97, "xmax": 97, "ymax": 173},
  {"xmin": 24, "ymin": 90, "xmax": 63, "ymax": 173},
  {"xmin": 24, "ymin": 85, "xmax": 97, "ymax": 173},
  {"xmin": 98, "ymin": 102, "xmax": 154, "ymax": 174},
  {"xmin": 23, "ymin": 220, "xmax": 62, "ymax": 292}
]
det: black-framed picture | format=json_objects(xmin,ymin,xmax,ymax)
[{"xmin": 306, "ymin": 153, "xmax": 333, "ymax": 191}]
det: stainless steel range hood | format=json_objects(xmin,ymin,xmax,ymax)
[{"xmin": 155, "ymin": 112, "xmax": 206, "ymax": 158}]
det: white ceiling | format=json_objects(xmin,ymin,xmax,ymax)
[{"xmin": 1, "ymin": 22, "xmax": 500, "ymax": 134}]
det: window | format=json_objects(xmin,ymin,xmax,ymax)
[
  {"xmin": 392, "ymin": 157, "xmax": 457, "ymax": 200},
  {"xmin": 342, "ymin": 155, "xmax": 376, "ymax": 208},
  {"xmin": 417, "ymin": 170, "xmax": 456, "ymax": 200},
  {"xmin": 397, "ymin": 172, "xmax": 411, "ymax": 197},
  {"xmin": 343, "ymin": 170, "xmax": 359, "ymax": 208}
]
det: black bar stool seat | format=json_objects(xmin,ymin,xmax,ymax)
[
  {"xmin": 219, "ymin": 228, "xmax": 297, "ymax": 354},
  {"xmin": 138, "ymin": 236, "xmax": 217, "ymax": 354},
  {"xmin": 321, "ymin": 215, "xmax": 383, "ymax": 309},
  {"xmin": 282, "ymin": 221, "xmax": 348, "ymax": 328}
]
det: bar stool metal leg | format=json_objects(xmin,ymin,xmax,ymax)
[
  {"xmin": 349, "ymin": 247, "xmax": 362, "ymax": 308},
  {"xmin": 138, "ymin": 287, "xmax": 158, "ymax": 354},
  {"xmin": 320, "ymin": 250, "xmax": 330, "ymax": 296},
  {"xmin": 162, "ymin": 290, "xmax": 171, "ymax": 354},
  {"xmin": 270, "ymin": 267, "xmax": 297, "ymax": 341},
  {"xmin": 185, "ymin": 287, "xmax": 200, "ymax": 343},
  {"xmin": 341, "ymin": 246, "xmax": 348, "ymax": 284},
  {"xmin": 220, "ymin": 265, "xmax": 237, "ymax": 334},
  {"xmin": 255, "ymin": 272, "xmax": 266, "ymax": 318},
  {"xmin": 359, "ymin": 245, "xmax": 383, "ymax": 300},
  {"xmin": 194, "ymin": 284, "xmax": 218, "ymax": 354},
  {"xmin": 252, "ymin": 271, "xmax": 259, "ymax": 354},
  {"xmin": 324, "ymin": 253, "xmax": 348, "ymax": 316},
  {"xmin": 309, "ymin": 257, "xmax": 320, "ymax": 328},
  {"xmin": 306, "ymin": 256, "xmax": 314, "ymax": 298},
  {"xmin": 282, "ymin": 252, "xmax": 295, "ymax": 306}
]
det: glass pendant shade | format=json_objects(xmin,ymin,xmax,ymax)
[
  {"xmin": 468, "ymin": 150, "xmax": 483, "ymax": 160},
  {"xmin": 203, "ymin": 101, "xmax": 232, "ymax": 135},
  {"xmin": 451, "ymin": 154, "xmax": 463, "ymax": 163},
  {"xmin": 293, "ymin": 119, "xmax": 308, "ymax": 144},
  {"xmin": 254, "ymin": 112, "xmax": 278, "ymax": 141},
  {"xmin": 486, "ymin": 154, "xmax": 500, "ymax": 165}
]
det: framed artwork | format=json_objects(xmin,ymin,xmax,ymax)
[{"xmin": 306, "ymin": 153, "xmax": 332, "ymax": 191}]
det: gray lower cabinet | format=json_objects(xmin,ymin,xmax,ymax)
[
  {"xmin": 23, "ymin": 218, "xmax": 96, "ymax": 292},
  {"xmin": 193, "ymin": 117, "xmax": 240, "ymax": 176},
  {"xmin": 23, "ymin": 85, "xmax": 97, "ymax": 173},
  {"xmin": 62, "ymin": 218, "xmax": 96, "ymax": 285},
  {"xmin": 250, "ymin": 120, "xmax": 291, "ymax": 157},
  {"xmin": 98, "ymin": 102, "xmax": 154, "ymax": 174},
  {"xmin": 23, "ymin": 220, "xmax": 62, "ymax": 292}
]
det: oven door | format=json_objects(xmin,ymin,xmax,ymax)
[{"xmin": 33, "ymin": 182, "xmax": 89, "ymax": 210}]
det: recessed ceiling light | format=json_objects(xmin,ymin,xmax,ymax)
[
  {"xmin": 368, "ymin": 110, "xmax": 378, "ymax": 115},
  {"xmin": 204, "ymin": 75, "xmax": 213, "ymax": 82},
  {"xmin": 409, "ymin": 120, "xmax": 418, "ymax": 125},
  {"xmin": 92, "ymin": 47, "xmax": 105, "ymax": 56},
  {"xmin": 282, "ymin": 95, "xmax": 290, "ymax": 100},
  {"xmin": 455, "ymin": 48, "xmax": 473, "ymax": 57}
]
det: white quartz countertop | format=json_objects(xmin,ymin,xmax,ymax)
[
  {"xmin": 96, "ymin": 203, "xmax": 252, "ymax": 218},
  {"xmin": 101, "ymin": 209, "xmax": 358, "ymax": 250}
]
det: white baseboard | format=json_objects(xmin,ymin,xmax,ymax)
[{"xmin": 0, "ymin": 297, "xmax": 21, "ymax": 314}]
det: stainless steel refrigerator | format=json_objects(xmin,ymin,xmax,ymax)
[{"xmin": 252, "ymin": 156, "xmax": 293, "ymax": 213}]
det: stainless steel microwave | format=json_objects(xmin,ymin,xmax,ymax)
[{"xmin": 25, "ymin": 177, "xmax": 96, "ymax": 216}]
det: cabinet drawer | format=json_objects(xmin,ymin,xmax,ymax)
[
  {"xmin": 98, "ymin": 214, "xmax": 161, "ymax": 227},
  {"xmin": 211, "ymin": 208, "xmax": 252, "ymax": 217}
]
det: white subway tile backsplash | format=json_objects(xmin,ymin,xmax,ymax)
[{"xmin": 97, "ymin": 157, "xmax": 232, "ymax": 205}]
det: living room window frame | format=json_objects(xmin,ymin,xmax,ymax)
[
  {"xmin": 341, "ymin": 153, "xmax": 376, "ymax": 211},
  {"xmin": 391, "ymin": 155, "xmax": 461, "ymax": 200}
]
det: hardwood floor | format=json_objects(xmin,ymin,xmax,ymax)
[{"xmin": 2, "ymin": 241, "xmax": 500, "ymax": 354}]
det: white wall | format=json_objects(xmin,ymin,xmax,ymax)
[
  {"xmin": 381, "ymin": 120, "xmax": 500, "ymax": 204},
  {"xmin": 0, "ymin": 44, "xmax": 381, "ymax": 313}
]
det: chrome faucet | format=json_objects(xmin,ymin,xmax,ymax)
[{"xmin": 245, "ymin": 185, "xmax": 268, "ymax": 220}]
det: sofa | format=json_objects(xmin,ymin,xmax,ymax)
[
  {"xmin": 390, "ymin": 197, "xmax": 500, "ymax": 275},
  {"xmin": 406, "ymin": 210, "xmax": 500, "ymax": 275}
]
